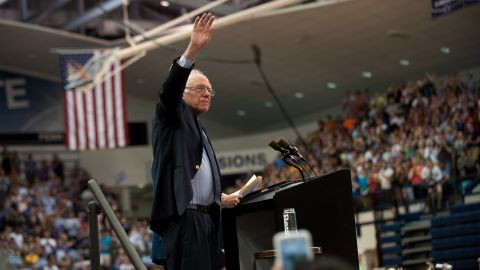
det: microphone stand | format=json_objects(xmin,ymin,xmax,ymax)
[
  {"xmin": 281, "ymin": 154, "xmax": 306, "ymax": 182},
  {"xmin": 277, "ymin": 139, "xmax": 315, "ymax": 179},
  {"xmin": 290, "ymin": 155, "xmax": 311, "ymax": 179},
  {"xmin": 298, "ymin": 156, "xmax": 318, "ymax": 177}
]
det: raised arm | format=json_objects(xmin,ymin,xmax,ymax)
[{"xmin": 159, "ymin": 13, "xmax": 215, "ymax": 112}]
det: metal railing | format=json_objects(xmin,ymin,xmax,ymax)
[{"xmin": 87, "ymin": 179, "xmax": 147, "ymax": 270}]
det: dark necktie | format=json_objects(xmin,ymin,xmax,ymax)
[{"xmin": 200, "ymin": 126, "xmax": 221, "ymax": 205}]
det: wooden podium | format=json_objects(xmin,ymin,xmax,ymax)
[{"xmin": 222, "ymin": 169, "xmax": 359, "ymax": 270}]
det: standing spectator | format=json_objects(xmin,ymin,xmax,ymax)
[
  {"xmin": 367, "ymin": 163, "xmax": 381, "ymax": 208},
  {"xmin": 99, "ymin": 229, "xmax": 113, "ymax": 268},
  {"xmin": 53, "ymin": 237, "xmax": 70, "ymax": 263},
  {"xmin": 40, "ymin": 230, "xmax": 57, "ymax": 256},
  {"xmin": 437, "ymin": 136, "xmax": 453, "ymax": 180},
  {"xmin": 324, "ymin": 115, "xmax": 338, "ymax": 132},
  {"xmin": 129, "ymin": 224, "xmax": 145, "ymax": 254},
  {"xmin": 9, "ymin": 226, "xmax": 24, "ymax": 248},
  {"xmin": 408, "ymin": 158, "xmax": 425, "ymax": 199},
  {"xmin": 1, "ymin": 148, "xmax": 12, "ymax": 176},
  {"xmin": 114, "ymin": 249, "xmax": 134, "ymax": 270},
  {"xmin": 394, "ymin": 163, "xmax": 411, "ymax": 213},
  {"xmin": 0, "ymin": 169, "xmax": 10, "ymax": 204},
  {"xmin": 355, "ymin": 165, "xmax": 369, "ymax": 195},
  {"xmin": 421, "ymin": 160, "xmax": 444, "ymax": 213},
  {"xmin": 51, "ymin": 154, "xmax": 64, "ymax": 182},
  {"xmin": 24, "ymin": 154, "xmax": 37, "ymax": 186},
  {"xmin": 41, "ymin": 191, "xmax": 56, "ymax": 216},
  {"xmin": 465, "ymin": 72, "xmax": 475, "ymax": 99},
  {"xmin": 351, "ymin": 169, "xmax": 361, "ymax": 196},
  {"xmin": 378, "ymin": 161, "xmax": 394, "ymax": 206},
  {"xmin": 38, "ymin": 159, "xmax": 50, "ymax": 182},
  {"xmin": 457, "ymin": 148, "xmax": 479, "ymax": 177},
  {"xmin": 64, "ymin": 210, "xmax": 80, "ymax": 238},
  {"xmin": 352, "ymin": 90, "xmax": 368, "ymax": 116}
]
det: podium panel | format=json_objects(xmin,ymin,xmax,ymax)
[{"xmin": 223, "ymin": 169, "xmax": 359, "ymax": 270}]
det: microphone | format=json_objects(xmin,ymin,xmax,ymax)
[
  {"xmin": 277, "ymin": 138, "xmax": 318, "ymax": 177},
  {"xmin": 269, "ymin": 139, "xmax": 307, "ymax": 181},
  {"xmin": 277, "ymin": 138, "xmax": 303, "ymax": 159},
  {"xmin": 268, "ymin": 140, "xmax": 289, "ymax": 155}
]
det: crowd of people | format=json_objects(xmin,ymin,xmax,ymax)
[
  {"xmin": 0, "ymin": 149, "xmax": 157, "ymax": 269},
  {"xmin": 0, "ymin": 71, "xmax": 479, "ymax": 269},
  {"xmin": 259, "ymin": 71, "xmax": 480, "ymax": 214}
]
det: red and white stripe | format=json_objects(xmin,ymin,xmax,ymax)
[{"xmin": 64, "ymin": 52, "xmax": 128, "ymax": 151}]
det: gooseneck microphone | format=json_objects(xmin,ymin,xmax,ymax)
[
  {"xmin": 268, "ymin": 140, "xmax": 289, "ymax": 155},
  {"xmin": 269, "ymin": 140, "xmax": 306, "ymax": 182},
  {"xmin": 277, "ymin": 139, "xmax": 303, "ymax": 158},
  {"xmin": 277, "ymin": 138, "xmax": 318, "ymax": 177}
]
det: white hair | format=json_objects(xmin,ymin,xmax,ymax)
[{"xmin": 184, "ymin": 69, "xmax": 209, "ymax": 94}]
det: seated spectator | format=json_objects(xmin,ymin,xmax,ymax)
[{"xmin": 43, "ymin": 254, "xmax": 59, "ymax": 270}]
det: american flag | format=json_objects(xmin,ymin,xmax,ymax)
[{"xmin": 59, "ymin": 51, "xmax": 129, "ymax": 150}]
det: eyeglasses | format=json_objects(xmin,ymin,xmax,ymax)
[{"xmin": 185, "ymin": 85, "xmax": 215, "ymax": 97}]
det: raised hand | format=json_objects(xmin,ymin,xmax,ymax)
[{"xmin": 184, "ymin": 13, "xmax": 215, "ymax": 60}]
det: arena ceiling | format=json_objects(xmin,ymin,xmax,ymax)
[{"xmin": 1, "ymin": 0, "xmax": 479, "ymax": 138}]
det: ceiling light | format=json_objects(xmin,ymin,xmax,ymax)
[
  {"xmin": 237, "ymin": 110, "xmax": 246, "ymax": 116},
  {"xmin": 400, "ymin": 59, "xmax": 410, "ymax": 66},
  {"xmin": 160, "ymin": 1, "xmax": 170, "ymax": 7},
  {"xmin": 294, "ymin": 92, "xmax": 304, "ymax": 99},
  {"xmin": 264, "ymin": 101, "xmax": 274, "ymax": 108},
  {"xmin": 362, "ymin": 71, "xmax": 372, "ymax": 78},
  {"xmin": 327, "ymin": 82, "xmax": 337, "ymax": 89},
  {"xmin": 440, "ymin": 47, "xmax": 450, "ymax": 54}
]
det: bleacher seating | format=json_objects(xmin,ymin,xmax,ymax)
[
  {"xmin": 431, "ymin": 202, "xmax": 480, "ymax": 270},
  {"xmin": 379, "ymin": 222, "xmax": 403, "ymax": 267},
  {"xmin": 401, "ymin": 218, "xmax": 432, "ymax": 269}
]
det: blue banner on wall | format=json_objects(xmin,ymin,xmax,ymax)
[{"xmin": 0, "ymin": 70, "xmax": 63, "ymax": 133}]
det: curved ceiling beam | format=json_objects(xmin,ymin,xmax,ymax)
[
  {"xmin": 27, "ymin": 0, "xmax": 72, "ymax": 24},
  {"xmin": 62, "ymin": 0, "xmax": 123, "ymax": 31},
  {"xmin": 169, "ymin": 0, "xmax": 238, "ymax": 16}
]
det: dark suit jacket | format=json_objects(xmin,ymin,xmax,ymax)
[{"xmin": 150, "ymin": 59, "xmax": 220, "ymax": 234}]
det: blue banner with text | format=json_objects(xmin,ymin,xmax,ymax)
[{"xmin": 0, "ymin": 70, "xmax": 63, "ymax": 133}]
